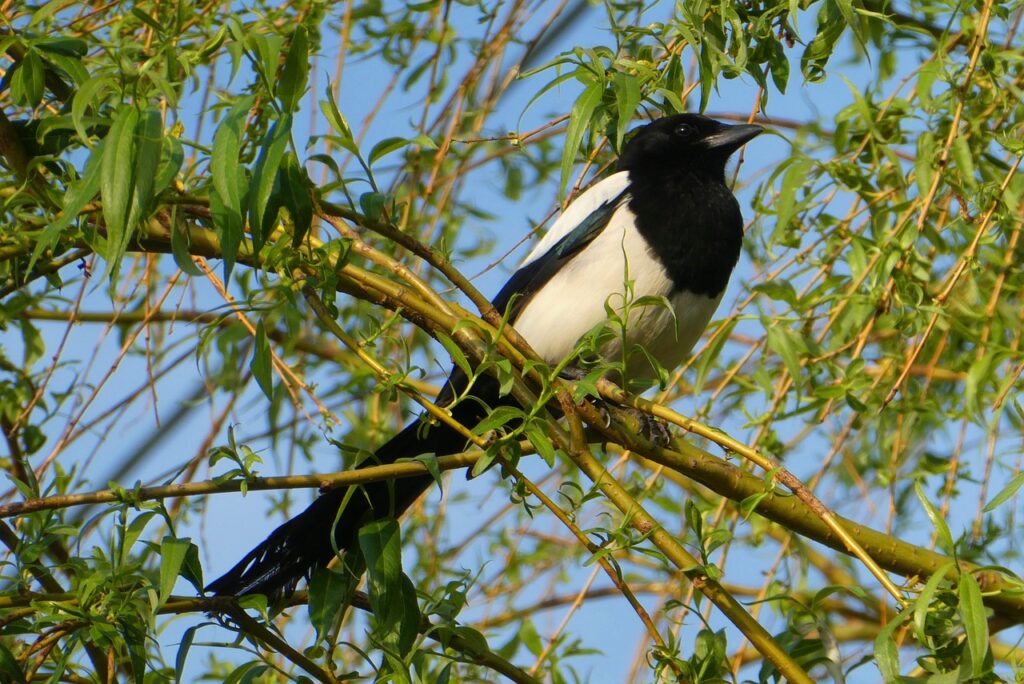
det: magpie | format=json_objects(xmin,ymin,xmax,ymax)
[{"xmin": 206, "ymin": 113, "xmax": 763, "ymax": 598}]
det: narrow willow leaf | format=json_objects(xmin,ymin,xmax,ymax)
[
  {"xmin": 277, "ymin": 26, "xmax": 309, "ymax": 114},
  {"xmin": 913, "ymin": 562, "xmax": 952, "ymax": 643},
  {"xmin": 29, "ymin": 142, "xmax": 103, "ymax": 272},
  {"xmin": 122, "ymin": 623, "xmax": 146, "ymax": 681},
  {"xmin": 154, "ymin": 135, "xmax": 184, "ymax": 196},
  {"xmin": 248, "ymin": 114, "xmax": 291, "ymax": 252},
  {"xmin": 250, "ymin": 321, "xmax": 273, "ymax": 400},
  {"xmin": 319, "ymin": 84, "xmax": 359, "ymax": 155},
  {"xmin": 914, "ymin": 482, "xmax": 954, "ymax": 552},
  {"xmin": 211, "ymin": 95, "xmax": 253, "ymax": 279},
  {"xmin": 170, "ymin": 210, "xmax": 204, "ymax": 276},
  {"xmin": 71, "ymin": 74, "xmax": 113, "ymax": 145},
  {"xmin": 613, "ymin": 71, "xmax": 641, "ymax": 148},
  {"xmin": 0, "ymin": 642, "xmax": 25, "ymax": 684},
  {"xmin": 873, "ymin": 612, "xmax": 908, "ymax": 682},
  {"xmin": 211, "ymin": 95, "xmax": 253, "ymax": 207},
  {"xmin": 223, "ymin": 662, "xmax": 267, "ymax": 684},
  {"xmin": 99, "ymin": 105, "xmax": 138, "ymax": 281},
  {"xmin": 280, "ymin": 154, "xmax": 313, "ymax": 247},
  {"xmin": 436, "ymin": 333, "xmax": 471, "ymax": 376},
  {"xmin": 983, "ymin": 472, "xmax": 1024, "ymax": 512},
  {"xmin": 412, "ymin": 453, "xmax": 444, "ymax": 492},
  {"xmin": 359, "ymin": 519, "xmax": 420, "ymax": 655},
  {"xmin": 959, "ymin": 572, "xmax": 989, "ymax": 677},
  {"xmin": 523, "ymin": 421, "xmax": 555, "ymax": 466},
  {"xmin": 120, "ymin": 510, "xmax": 157, "ymax": 563},
  {"xmin": 307, "ymin": 568, "xmax": 350, "ymax": 641},
  {"xmin": 397, "ymin": 573, "xmax": 420, "ymax": 655},
  {"xmin": 560, "ymin": 81, "xmax": 603, "ymax": 197},
  {"xmin": 11, "ymin": 48, "xmax": 45, "ymax": 107},
  {"xmin": 124, "ymin": 108, "xmax": 163, "ymax": 237},
  {"xmin": 158, "ymin": 536, "xmax": 190, "ymax": 604},
  {"xmin": 174, "ymin": 625, "xmax": 197, "ymax": 684},
  {"xmin": 368, "ymin": 136, "xmax": 410, "ymax": 166},
  {"xmin": 179, "ymin": 541, "xmax": 203, "ymax": 593}
]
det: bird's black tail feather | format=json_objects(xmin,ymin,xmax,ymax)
[{"xmin": 206, "ymin": 372, "xmax": 497, "ymax": 599}]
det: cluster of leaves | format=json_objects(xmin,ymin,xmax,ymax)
[{"xmin": 0, "ymin": 0, "xmax": 1023, "ymax": 682}]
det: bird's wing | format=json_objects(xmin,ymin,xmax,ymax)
[
  {"xmin": 492, "ymin": 175, "xmax": 631, "ymax": 323},
  {"xmin": 518, "ymin": 171, "xmax": 631, "ymax": 268}
]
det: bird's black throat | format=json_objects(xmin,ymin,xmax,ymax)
[{"xmin": 626, "ymin": 166, "xmax": 744, "ymax": 299}]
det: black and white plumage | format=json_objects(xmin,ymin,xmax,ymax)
[{"xmin": 206, "ymin": 113, "xmax": 763, "ymax": 598}]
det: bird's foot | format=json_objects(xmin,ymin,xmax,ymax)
[
  {"xmin": 558, "ymin": 365, "xmax": 589, "ymax": 382},
  {"xmin": 623, "ymin": 407, "xmax": 673, "ymax": 448}
]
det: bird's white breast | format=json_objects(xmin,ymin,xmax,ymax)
[{"xmin": 511, "ymin": 203, "xmax": 723, "ymax": 388}]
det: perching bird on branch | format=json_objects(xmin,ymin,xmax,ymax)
[{"xmin": 206, "ymin": 113, "xmax": 763, "ymax": 599}]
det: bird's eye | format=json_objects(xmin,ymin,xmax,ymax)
[{"xmin": 674, "ymin": 123, "xmax": 696, "ymax": 138}]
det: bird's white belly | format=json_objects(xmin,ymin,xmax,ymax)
[{"xmin": 511, "ymin": 211, "xmax": 724, "ymax": 387}]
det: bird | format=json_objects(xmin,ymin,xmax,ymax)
[{"xmin": 205, "ymin": 113, "xmax": 763, "ymax": 598}]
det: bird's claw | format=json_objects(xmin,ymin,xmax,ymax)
[{"xmin": 625, "ymin": 408, "xmax": 673, "ymax": 447}]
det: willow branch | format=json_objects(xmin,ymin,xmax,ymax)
[{"xmin": 0, "ymin": 443, "xmax": 533, "ymax": 518}]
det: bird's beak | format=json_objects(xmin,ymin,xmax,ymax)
[{"xmin": 703, "ymin": 123, "xmax": 764, "ymax": 152}]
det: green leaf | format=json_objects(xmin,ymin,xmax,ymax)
[
  {"xmin": 124, "ymin": 108, "xmax": 163, "ymax": 237},
  {"xmin": 159, "ymin": 536, "xmax": 190, "ymax": 604},
  {"xmin": 984, "ymin": 472, "xmax": 1024, "ymax": 512},
  {"xmin": 359, "ymin": 519, "xmax": 421, "ymax": 656},
  {"xmin": 251, "ymin": 321, "xmax": 273, "ymax": 400},
  {"xmin": 224, "ymin": 662, "xmax": 267, "ymax": 684},
  {"xmin": 914, "ymin": 482, "xmax": 954, "ymax": 552},
  {"xmin": 71, "ymin": 74, "xmax": 113, "ymax": 145},
  {"xmin": 122, "ymin": 622, "xmax": 146, "ymax": 681},
  {"xmin": 170, "ymin": 210, "xmax": 204, "ymax": 276},
  {"xmin": 319, "ymin": 85, "xmax": 357, "ymax": 154},
  {"xmin": 368, "ymin": 136, "xmax": 410, "ymax": 166},
  {"xmin": 29, "ymin": 141, "xmax": 103, "ymax": 273},
  {"xmin": 360, "ymin": 519, "xmax": 402, "ymax": 616},
  {"xmin": 412, "ymin": 453, "xmax": 444, "ymax": 492},
  {"xmin": 693, "ymin": 318, "xmax": 734, "ymax": 394},
  {"xmin": 211, "ymin": 95, "xmax": 253, "ymax": 279},
  {"xmin": 120, "ymin": 510, "xmax": 157, "ymax": 563},
  {"xmin": 244, "ymin": 32, "xmax": 283, "ymax": 90},
  {"xmin": 19, "ymin": 320, "xmax": 44, "ymax": 367},
  {"xmin": 34, "ymin": 35, "xmax": 87, "ymax": 57},
  {"xmin": 99, "ymin": 105, "xmax": 139, "ymax": 281},
  {"xmin": 131, "ymin": 7, "xmax": 163, "ymax": 32},
  {"xmin": 280, "ymin": 154, "xmax": 313, "ymax": 247},
  {"xmin": 613, "ymin": 71, "xmax": 641, "ymax": 148},
  {"xmin": 436, "ymin": 333, "xmax": 472, "ymax": 376},
  {"xmin": 959, "ymin": 572, "xmax": 989, "ymax": 677},
  {"xmin": 174, "ymin": 625, "xmax": 197, "ymax": 684},
  {"xmin": 774, "ymin": 156, "xmax": 813, "ymax": 232},
  {"xmin": 179, "ymin": 541, "xmax": 204, "ymax": 593},
  {"xmin": 472, "ymin": 406, "xmax": 522, "ymax": 435},
  {"xmin": 523, "ymin": 421, "xmax": 555, "ymax": 467},
  {"xmin": 358, "ymin": 191, "xmax": 389, "ymax": 220},
  {"xmin": 560, "ymin": 80, "xmax": 603, "ymax": 197},
  {"xmin": 248, "ymin": 114, "xmax": 292, "ymax": 252},
  {"xmin": 154, "ymin": 135, "xmax": 184, "ymax": 197},
  {"xmin": 913, "ymin": 562, "xmax": 952, "ymax": 644},
  {"xmin": 873, "ymin": 612, "xmax": 908, "ymax": 682},
  {"xmin": 766, "ymin": 325, "xmax": 804, "ymax": 394},
  {"xmin": 0, "ymin": 642, "xmax": 26, "ymax": 684},
  {"xmin": 307, "ymin": 568, "xmax": 350, "ymax": 641},
  {"xmin": 800, "ymin": 2, "xmax": 845, "ymax": 82},
  {"xmin": 951, "ymin": 134, "xmax": 977, "ymax": 191},
  {"xmin": 278, "ymin": 26, "xmax": 309, "ymax": 113},
  {"xmin": 11, "ymin": 48, "xmax": 45, "ymax": 107}
]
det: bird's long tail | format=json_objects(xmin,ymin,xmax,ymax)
[{"xmin": 205, "ymin": 373, "xmax": 493, "ymax": 599}]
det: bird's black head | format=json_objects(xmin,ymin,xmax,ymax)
[{"xmin": 616, "ymin": 114, "xmax": 763, "ymax": 181}]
